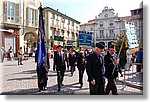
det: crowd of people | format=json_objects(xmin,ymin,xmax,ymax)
[
  {"xmin": 0, "ymin": 44, "xmax": 143, "ymax": 95},
  {"xmin": 34, "ymin": 43, "xmax": 143, "ymax": 95}
]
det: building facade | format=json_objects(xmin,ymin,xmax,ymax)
[
  {"xmin": 20, "ymin": 0, "xmax": 41, "ymax": 53},
  {"xmin": 130, "ymin": 7, "xmax": 143, "ymax": 47},
  {"xmin": 80, "ymin": 7, "xmax": 119, "ymax": 49},
  {"xmin": 95, "ymin": 6, "xmax": 119, "ymax": 48},
  {"xmin": 80, "ymin": 6, "xmax": 143, "ymax": 49},
  {"xmin": 0, "ymin": 0, "xmax": 41, "ymax": 61},
  {"xmin": 43, "ymin": 7, "xmax": 80, "ymax": 50},
  {"xmin": 1, "ymin": 0, "xmax": 21, "ymax": 57},
  {"xmin": 80, "ymin": 20, "xmax": 96, "ymax": 47}
]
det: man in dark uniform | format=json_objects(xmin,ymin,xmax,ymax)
[
  {"xmin": 76, "ymin": 47, "xmax": 85, "ymax": 88},
  {"xmin": 86, "ymin": 43, "xmax": 105, "ymax": 95},
  {"xmin": 68, "ymin": 47, "xmax": 77, "ymax": 76},
  {"xmin": 54, "ymin": 45, "xmax": 66, "ymax": 91},
  {"xmin": 104, "ymin": 45, "xmax": 123, "ymax": 95}
]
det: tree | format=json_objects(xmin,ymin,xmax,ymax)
[{"xmin": 114, "ymin": 34, "xmax": 128, "ymax": 69}]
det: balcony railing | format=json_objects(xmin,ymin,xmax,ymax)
[
  {"xmin": 26, "ymin": 20, "xmax": 38, "ymax": 28},
  {"xmin": 3, "ymin": 14, "xmax": 21, "ymax": 25}
]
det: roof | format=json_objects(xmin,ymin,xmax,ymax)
[
  {"xmin": 80, "ymin": 19, "xmax": 96, "ymax": 26},
  {"xmin": 118, "ymin": 15, "xmax": 142, "ymax": 21}
]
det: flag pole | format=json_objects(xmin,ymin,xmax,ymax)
[
  {"xmin": 112, "ymin": 30, "xmax": 126, "ymax": 75},
  {"xmin": 118, "ymin": 30, "xmax": 126, "ymax": 58}
]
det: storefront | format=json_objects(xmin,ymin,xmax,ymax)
[{"xmin": 2, "ymin": 27, "xmax": 20, "ymax": 57}]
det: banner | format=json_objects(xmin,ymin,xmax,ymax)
[
  {"xmin": 37, "ymin": 6, "xmax": 47, "ymax": 69},
  {"xmin": 78, "ymin": 31, "xmax": 92, "ymax": 46},
  {"xmin": 124, "ymin": 21, "xmax": 139, "ymax": 49}
]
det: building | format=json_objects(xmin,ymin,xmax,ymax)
[
  {"xmin": 0, "ymin": 0, "xmax": 21, "ymax": 57},
  {"xmin": 43, "ymin": 7, "xmax": 80, "ymax": 50},
  {"xmin": 20, "ymin": 0, "xmax": 41, "ymax": 53},
  {"xmin": 80, "ymin": 6, "xmax": 119, "ymax": 49},
  {"xmin": 0, "ymin": 1, "xmax": 3, "ymax": 62},
  {"xmin": 80, "ymin": 19, "xmax": 96, "ymax": 47},
  {"xmin": 0, "ymin": 0, "xmax": 41, "ymax": 61},
  {"xmin": 116, "ymin": 4, "xmax": 143, "ymax": 49},
  {"xmin": 80, "ymin": 5, "xmax": 143, "ymax": 49},
  {"xmin": 130, "ymin": 6, "xmax": 143, "ymax": 47}
]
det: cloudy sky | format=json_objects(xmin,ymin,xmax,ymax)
[{"xmin": 42, "ymin": 0, "xmax": 144, "ymax": 24}]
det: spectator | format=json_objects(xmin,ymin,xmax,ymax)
[{"xmin": 135, "ymin": 48, "xmax": 143, "ymax": 72}]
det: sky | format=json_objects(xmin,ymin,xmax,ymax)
[{"xmin": 42, "ymin": 0, "xmax": 144, "ymax": 24}]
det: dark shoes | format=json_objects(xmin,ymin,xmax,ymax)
[
  {"xmin": 57, "ymin": 88, "xmax": 60, "ymax": 92},
  {"xmin": 61, "ymin": 83, "xmax": 64, "ymax": 86},
  {"xmin": 18, "ymin": 63, "xmax": 23, "ymax": 65},
  {"xmin": 38, "ymin": 87, "xmax": 47, "ymax": 92}
]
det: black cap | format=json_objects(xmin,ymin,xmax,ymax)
[
  {"xmin": 57, "ymin": 45, "xmax": 63, "ymax": 48},
  {"xmin": 108, "ymin": 45, "xmax": 115, "ymax": 49},
  {"xmin": 96, "ymin": 43, "xmax": 105, "ymax": 49}
]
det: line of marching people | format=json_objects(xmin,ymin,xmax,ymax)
[
  {"xmin": 53, "ymin": 45, "xmax": 91, "ymax": 91},
  {"xmin": 35, "ymin": 43, "xmax": 124, "ymax": 95}
]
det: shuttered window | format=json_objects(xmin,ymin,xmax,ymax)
[
  {"xmin": 7, "ymin": 2, "xmax": 15, "ymax": 21},
  {"xmin": 26, "ymin": 7, "xmax": 37, "ymax": 27}
]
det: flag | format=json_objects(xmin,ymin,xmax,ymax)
[
  {"xmin": 37, "ymin": 6, "xmax": 47, "ymax": 69},
  {"xmin": 124, "ymin": 21, "xmax": 139, "ymax": 49}
]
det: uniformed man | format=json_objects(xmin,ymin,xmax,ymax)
[
  {"xmin": 76, "ymin": 47, "xmax": 85, "ymax": 88},
  {"xmin": 68, "ymin": 47, "xmax": 77, "ymax": 76},
  {"xmin": 104, "ymin": 45, "xmax": 123, "ymax": 95},
  {"xmin": 86, "ymin": 43, "xmax": 105, "ymax": 95},
  {"xmin": 54, "ymin": 45, "xmax": 66, "ymax": 91}
]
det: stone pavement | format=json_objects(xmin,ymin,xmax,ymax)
[
  {"xmin": 0, "ymin": 58, "xmax": 143, "ymax": 95},
  {"xmin": 118, "ymin": 64, "xmax": 143, "ymax": 90}
]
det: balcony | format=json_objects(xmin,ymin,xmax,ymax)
[
  {"xmin": 3, "ymin": 14, "xmax": 21, "ymax": 26},
  {"xmin": 26, "ymin": 20, "xmax": 38, "ymax": 28}
]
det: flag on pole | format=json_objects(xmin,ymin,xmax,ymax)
[{"xmin": 37, "ymin": 5, "xmax": 47, "ymax": 69}]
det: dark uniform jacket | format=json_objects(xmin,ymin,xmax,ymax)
[
  {"xmin": 68, "ymin": 52, "xmax": 77, "ymax": 66},
  {"xmin": 54, "ymin": 51, "xmax": 66, "ymax": 71},
  {"xmin": 76, "ymin": 51, "xmax": 85, "ymax": 66},
  {"xmin": 86, "ymin": 52, "xmax": 105, "ymax": 85},
  {"xmin": 104, "ymin": 52, "xmax": 121, "ymax": 79}
]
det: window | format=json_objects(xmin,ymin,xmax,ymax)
[
  {"xmin": 62, "ymin": 17, "xmax": 65, "ymax": 23},
  {"xmin": 109, "ymin": 29, "xmax": 114, "ymax": 37},
  {"xmin": 28, "ymin": 8, "xmax": 36, "ymax": 25},
  {"xmin": 100, "ymin": 24, "xmax": 103, "ymax": 27},
  {"xmin": 109, "ymin": 29, "xmax": 113, "ymax": 34},
  {"xmin": 51, "ymin": 13, "xmax": 55, "ymax": 19},
  {"xmin": 100, "ymin": 30, "xmax": 104, "ymax": 38},
  {"xmin": 7, "ymin": 2, "xmax": 15, "ymax": 21},
  {"xmin": 72, "ymin": 21, "xmax": 74, "ymax": 26},
  {"xmin": 68, "ymin": 20, "xmax": 70, "ymax": 25},
  {"xmin": 110, "ymin": 23, "xmax": 113, "ymax": 26}
]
